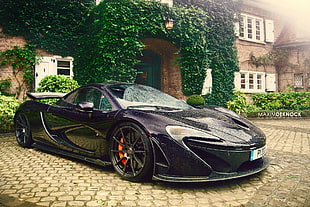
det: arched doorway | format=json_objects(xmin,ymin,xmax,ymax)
[
  {"xmin": 135, "ymin": 50, "xmax": 161, "ymax": 90},
  {"xmin": 136, "ymin": 38, "xmax": 184, "ymax": 100}
]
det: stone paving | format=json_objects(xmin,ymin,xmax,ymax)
[{"xmin": 0, "ymin": 119, "xmax": 309, "ymax": 207}]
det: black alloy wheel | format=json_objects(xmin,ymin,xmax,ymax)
[
  {"xmin": 14, "ymin": 112, "xmax": 33, "ymax": 148},
  {"xmin": 109, "ymin": 122, "xmax": 153, "ymax": 182}
]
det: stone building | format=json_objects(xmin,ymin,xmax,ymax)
[
  {"xmin": 274, "ymin": 23, "xmax": 310, "ymax": 92},
  {"xmin": 1, "ymin": 0, "xmax": 309, "ymax": 101},
  {"xmin": 235, "ymin": 0, "xmax": 310, "ymax": 93},
  {"xmin": 0, "ymin": 28, "xmax": 27, "ymax": 99},
  {"xmin": 0, "ymin": 26, "xmax": 74, "ymax": 99}
]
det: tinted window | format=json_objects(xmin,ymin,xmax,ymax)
[{"xmin": 67, "ymin": 87, "xmax": 112, "ymax": 111}]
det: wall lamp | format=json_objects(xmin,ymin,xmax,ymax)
[{"xmin": 165, "ymin": 18, "xmax": 174, "ymax": 30}]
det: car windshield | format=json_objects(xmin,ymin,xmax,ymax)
[{"xmin": 108, "ymin": 83, "xmax": 193, "ymax": 110}]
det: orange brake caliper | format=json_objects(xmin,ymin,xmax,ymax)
[{"xmin": 118, "ymin": 138, "xmax": 127, "ymax": 165}]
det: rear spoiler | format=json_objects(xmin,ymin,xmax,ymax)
[{"xmin": 26, "ymin": 92, "xmax": 67, "ymax": 100}]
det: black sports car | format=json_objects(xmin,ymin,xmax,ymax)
[{"xmin": 14, "ymin": 82, "xmax": 268, "ymax": 182}]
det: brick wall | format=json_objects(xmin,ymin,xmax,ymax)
[
  {"xmin": 0, "ymin": 27, "xmax": 28, "ymax": 99},
  {"xmin": 236, "ymin": 2, "xmax": 286, "ymax": 93},
  {"xmin": 278, "ymin": 47, "xmax": 310, "ymax": 92},
  {"xmin": 141, "ymin": 38, "xmax": 185, "ymax": 100},
  {"xmin": 237, "ymin": 3, "xmax": 282, "ymax": 74}
]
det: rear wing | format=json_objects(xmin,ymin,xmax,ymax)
[{"xmin": 26, "ymin": 92, "xmax": 67, "ymax": 100}]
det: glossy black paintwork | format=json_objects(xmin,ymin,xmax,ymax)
[{"xmin": 15, "ymin": 82, "xmax": 268, "ymax": 182}]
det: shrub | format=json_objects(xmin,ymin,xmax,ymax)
[
  {"xmin": 227, "ymin": 89, "xmax": 248, "ymax": 114},
  {"xmin": 37, "ymin": 75, "xmax": 79, "ymax": 93},
  {"xmin": 187, "ymin": 94, "xmax": 205, "ymax": 106},
  {"xmin": 227, "ymin": 90, "xmax": 310, "ymax": 117},
  {"xmin": 36, "ymin": 75, "xmax": 80, "ymax": 104},
  {"xmin": 227, "ymin": 89, "xmax": 260, "ymax": 115},
  {"xmin": 251, "ymin": 91, "xmax": 310, "ymax": 110},
  {"xmin": 0, "ymin": 94, "xmax": 21, "ymax": 132}
]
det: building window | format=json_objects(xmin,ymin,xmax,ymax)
[
  {"xmin": 238, "ymin": 14, "xmax": 274, "ymax": 43},
  {"xmin": 240, "ymin": 73, "xmax": 246, "ymax": 89},
  {"xmin": 35, "ymin": 56, "xmax": 74, "ymax": 89},
  {"xmin": 294, "ymin": 73, "xmax": 303, "ymax": 88},
  {"xmin": 257, "ymin": 74, "xmax": 262, "ymax": 89},
  {"xmin": 235, "ymin": 71, "xmax": 267, "ymax": 93},
  {"xmin": 57, "ymin": 60, "xmax": 71, "ymax": 76}
]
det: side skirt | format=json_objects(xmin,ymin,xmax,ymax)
[{"xmin": 32, "ymin": 142, "xmax": 111, "ymax": 167}]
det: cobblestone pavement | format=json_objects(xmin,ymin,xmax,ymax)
[{"xmin": 0, "ymin": 119, "xmax": 309, "ymax": 207}]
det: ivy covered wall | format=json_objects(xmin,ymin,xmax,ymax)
[
  {"xmin": 0, "ymin": 0, "xmax": 93, "ymax": 57},
  {"xmin": 173, "ymin": 0, "xmax": 240, "ymax": 106},
  {"xmin": 0, "ymin": 0, "xmax": 239, "ymax": 107}
]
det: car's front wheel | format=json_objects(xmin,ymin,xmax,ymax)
[
  {"xmin": 109, "ymin": 122, "xmax": 153, "ymax": 182},
  {"xmin": 14, "ymin": 112, "xmax": 33, "ymax": 148}
]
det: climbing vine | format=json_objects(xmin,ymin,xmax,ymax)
[
  {"xmin": 0, "ymin": 0, "xmax": 239, "ymax": 106},
  {"xmin": 0, "ymin": 44, "xmax": 38, "ymax": 96},
  {"xmin": 0, "ymin": 0, "xmax": 94, "ymax": 57}
]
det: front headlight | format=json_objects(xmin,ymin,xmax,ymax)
[{"xmin": 166, "ymin": 125, "xmax": 221, "ymax": 141}]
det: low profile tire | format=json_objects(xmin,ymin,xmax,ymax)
[
  {"xmin": 109, "ymin": 122, "xmax": 153, "ymax": 182},
  {"xmin": 14, "ymin": 112, "xmax": 33, "ymax": 148}
]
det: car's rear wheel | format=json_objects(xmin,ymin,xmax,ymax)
[
  {"xmin": 14, "ymin": 112, "xmax": 33, "ymax": 148},
  {"xmin": 109, "ymin": 122, "xmax": 153, "ymax": 182}
]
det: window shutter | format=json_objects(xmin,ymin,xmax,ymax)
[
  {"xmin": 266, "ymin": 73, "xmax": 276, "ymax": 92},
  {"xmin": 234, "ymin": 21, "xmax": 240, "ymax": 37},
  {"xmin": 234, "ymin": 72, "xmax": 241, "ymax": 90},
  {"xmin": 265, "ymin": 19, "xmax": 274, "ymax": 43},
  {"xmin": 201, "ymin": 69, "xmax": 212, "ymax": 95},
  {"xmin": 35, "ymin": 57, "xmax": 55, "ymax": 89}
]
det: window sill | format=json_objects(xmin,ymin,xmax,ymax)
[
  {"xmin": 238, "ymin": 38, "xmax": 266, "ymax": 45},
  {"xmin": 240, "ymin": 89, "xmax": 266, "ymax": 93},
  {"xmin": 294, "ymin": 86, "xmax": 304, "ymax": 89}
]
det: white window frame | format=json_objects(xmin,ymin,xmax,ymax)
[
  {"xmin": 239, "ymin": 14, "xmax": 265, "ymax": 44},
  {"xmin": 294, "ymin": 73, "xmax": 304, "ymax": 88},
  {"xmin": 234, "ymin": 71, "xmax": 266, "ymax": 93},
  {"xmin": 35, "ymin": 56, "xmax": 74, "ymax": 89}
]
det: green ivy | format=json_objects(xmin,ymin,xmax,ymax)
[
  {"xmin": 75, "ymin": 0, "xmax": 238, "ymax": 105},
  {"xmin": 1, "ymin": 0, "xmax": 239, "ymax": 106},
  {"xmin": 0, "ymin": 0, "xmax": 94, "ymax": 57},
  {"xmin": 0, "ymin": 44, "xmax": 38, "ymax": 94},
  {"xmin": 0, "ymin": 79, "xmax": 12, "ymax": 95}
]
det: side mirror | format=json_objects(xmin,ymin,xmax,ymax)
[{"xmin": 77, "ymin": 101, "xmax": 94, "ymax": 111}]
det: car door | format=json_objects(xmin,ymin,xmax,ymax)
[{"xmin": 43, "ymin": 87, "xmax": 117, "ymax": 157}]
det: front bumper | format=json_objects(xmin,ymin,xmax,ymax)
[
  {"xmin": 153, "ymin": 156, "xmax": 269, "ymax": 182},
  {"xmin": 151, "ymin": 135, "xmax": 269, "ymax": 182}
]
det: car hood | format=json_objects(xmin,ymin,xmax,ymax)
[{"xmin": 151, "ymin": 106, "xmax": 266, "ymax": 146}]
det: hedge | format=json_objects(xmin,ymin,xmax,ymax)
[
  {"xmin": 251, "ymin": 91, "xmax": 310, "ymax": 111},
  {"xmin": 0, "ymin": 94, "xmax": 20, "ymax": 132},
  {"xmin": 228, "ymin": 90, "xmax": 310, "ymax": 117},
  {"xmin": 1, "ymin": 0, "xmax": 239, "ymax": 107}
]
